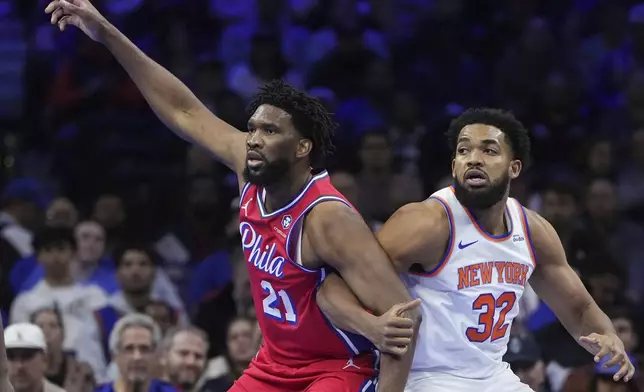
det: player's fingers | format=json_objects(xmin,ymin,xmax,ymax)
[
  {"xmin": 579, "ymin": 334, "xmax": 599, "ymax": 345},
  {"xmin": 58, "ymin": 0, "xmax": 83, "ymax": 13},
  {"xmin": 613, "ymin": 359, "xmax": 630, "ymax": 381},
  {"xmin": 385, "ymin": 337, "xmax": 412, "ymax": 347},
  {"xmin": 625, "ymin": 362, "xmax": 635, "ymax": 382},
  {"xmin": 394, "ymin": 299, "xmax": 421, "ymax": 315},
  {"xmin": 594, "ymin": 345, "xmax": 612, "ymax": 362},
  {"xmin": 603, "ymin": 351, "xmax": 624, "ymax": 368},
  {"xmin": 45, "ymin": 1, "xmax": 61, "ymax": 14},
  {"xmin": 59, "ymin": 14, "xmax": 82, "ymax": 31},
  {"xmin": 387, "ymin": 317, "xmax": 414, "ymax": 329},
  {"xmin": 382, "ymin": 345, "xmax": 407, "ymax": 356},
  {"xmin": 51, "ymin": 8, "xmax": 64, "ymax": 24},
  {"xmin": 385, "ymin": 326, "xmax": 414, "ymax": 338}
]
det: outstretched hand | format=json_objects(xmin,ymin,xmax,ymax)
[
  {"xmin": 579, "ymin": 333, "xmax": 635, "ymax": 382},
  {"xmin": 44, "ymin": 0, "xmax": 108, "ymax": 42}
]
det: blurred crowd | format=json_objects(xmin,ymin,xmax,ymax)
[{"xmin": 0, "ymin": 0, "xmax": 643, "ymax": 392}]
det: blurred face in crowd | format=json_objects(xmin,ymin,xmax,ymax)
[
  {"xmin": 115, "ymin": 326, "xmax": 156, "ymax": 383},
  {"xmin": 452, "ymin": 125, "xmax": 521, "ymax": 210},
  {"xmin": 38, "ymin": 242, "xmax": 75, "ymax": 281},
  {"xmin": 541, "ymin": 189, "xmax": 578, "ymax": 228},
  {"xmin": 586, "ymin": 141, "xmax": 613, "ymax": 176},
  {"xmin": 330, "ymin": 172, "xmax": 359, "ymax": 207},
  {"xmin": 392, "ymin": 91, "xmax": 420, "ymax": 125},
  {"xmin": 117, "ymin": 250, "xmax": 155, "ymax": 296},
  {"xmin": 45, "ymin": 198, "xmax": 79, "ymax": 229},
  {"xmin": 32, "ymin": 310, "xmax": 64, "ymax": 353},
  {"xmin": 163, "ymin": 331, "xmax": 207, "ymax": 390},
  {"xmin": 586, "ymin": 179, "xmax": 617, "ymax": 221},
  {"xmin": 226, "ymin": 318, "xmax": 257, "ymax": 365},
  {"xmin": 144, "ymin": 302, "xmax": 175, "ymax": 335},
  {"xmin": 92, "ymin": 194, "xmax": 125, "ymax": 230},
  {"xmin": 244, "ymin": 104, "xmax": 310, "ymax": 186},
  {"xmin": 612, "ymin": 317, "xmax": 637, "ymax": 352},
  {"xmin": 359, "ymin": 133, "xmax": 392, "ymax": 172},
  {"xmin": 7, "ymin": 348, "xmax": 47, "ymax": 392},
  {"xmin": 542, "ymin": 72, "xmax": 575, "ymax": 113},
  {"xmin": 74, "ymin": 221, "xmax": 105, "ymax": 264},
  {"xmin": 588, "ymin": 272, "xmax": 620, "ymax": 307}
]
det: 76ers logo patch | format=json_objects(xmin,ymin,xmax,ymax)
[{"xmin": 281, "ymin": 215, "xmax": 292, "ymax": 229}]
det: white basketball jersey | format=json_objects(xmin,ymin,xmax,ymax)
[{"xmin": 406, "ymin": 187, "xmax": 536, "ymax": 379}]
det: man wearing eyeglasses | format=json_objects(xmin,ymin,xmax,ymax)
[{"xmin": 4, "ymin": 323, "xmax": 64, "ymax": 392}]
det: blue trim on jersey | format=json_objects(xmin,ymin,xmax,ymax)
[
  {"xmin": 424, "ymin": 196, "xmax": 454, "ymax": 275},
  {"xmin": 283, "ymin": 195, "xmax": 350, "ymax": 273},
  {"xmin": 316, "ymin": 268, "xmax": 376, "ymax": 356},
  {"xmin": 239, "ymin": 182, "xmax": 252, "ymax": 206},
  {"xmin": 359, "ymin": 378, "xmax": 377, "ymax": 392},
  {"xmin": 256, "ymin": 171, "xmax": 329, "ymax": 218},
  {"xmin": 466, "ymin": 206, "xmax": 514, "ymax": 240},
  {"xmin": 519, "ymin": 204, "xmax": 538, "ymax": 264}
]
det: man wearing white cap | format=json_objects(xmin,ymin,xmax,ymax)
[{"xmin": 4, "ymin": 323, "xmax": 65, "ymax": 392}]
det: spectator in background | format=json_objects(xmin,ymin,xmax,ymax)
[
  {"xmin": 95, "ymin": 314, "xmax": 177, "ymax": 392},
  {"xmin": 15, "ymin": 221, "xmax": 118, "ymax": 296},
  {"xmin": 44, "ymin": 198, "xmax": 78, "ymax": 229},
  {"xmin": 86, "ymin": 244, "xmax": 187, "ymax": 381},
  {"xmin": 582, "ymin": 139, "xmax": 615, "ymax": 182},
  {"xmin": 144, "ymin": 301, "xmax": 179, "ymax": 336},
  {"xmin": 201, "ymin": 317, "xmax": 258, "ymax": 391},
  {"xmin": 0, "ymin": 179, "xmax": 49, "ymax": 314},
  {"xmin": 9, "ymin": 227, "xmax": 108, "ymax": 353},
  {"xmin": 160, "ymin": 327, "xmax": 208, "ymax": 392},
  {"xmin": 504, "ymin": 333, "xmax": 547, "ymax": 392},
  {"xmin": 5, "ymin": 323, "xmax": 66, "ymax": 392},
  {"xmin": 91, "ymin": 194, "xmax": 127, "ymax": 257},
  {"xmin": 356, "ymin": 131, "xmax": 422, "ymax": 225},
  {"xmin": 30, "ymin": 308, "xmax": 94, "ymax": 392}
]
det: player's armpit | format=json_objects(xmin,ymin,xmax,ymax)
[
  {"xmin": 526, "ymin": 210, "xmax": 615, "ymax": 340},
  {"xmin": 377, "ymin": 200, "xmax": 449, "ymax": 273}
]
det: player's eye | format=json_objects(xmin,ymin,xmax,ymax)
[{"xmin": 457, "ymin": 147, "xmax": 468, "ymax": 154}]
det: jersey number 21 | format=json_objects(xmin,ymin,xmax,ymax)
[{"xmin": 466, "ymin": 292, "xmax": 516, "ymax": 342}]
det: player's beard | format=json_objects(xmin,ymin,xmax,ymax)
[
  {"xmin": 453, "ymin": 172, "xmax": 510, "ymax": 210},
  {"xmin": 243, "ymin": 158, "xmax": 290, "ymax": 187}
]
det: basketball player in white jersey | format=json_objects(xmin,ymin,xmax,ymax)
[{"xmin": 316, "ymin": 108, "xmax": 635, "ymax": 391}]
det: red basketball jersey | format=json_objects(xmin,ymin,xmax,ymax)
[{"xmin": 238, "ymin": 170, "xmax": 376, "ymax": 368}]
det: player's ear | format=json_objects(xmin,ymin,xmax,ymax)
[
  {"xmin": 451, "ymin": 159, "xmax": 456, "ymax": 178},
  {"xmin": 296, "ymin": 139, "xmax": 313, "ymax": 159},
  {"xmin": 509, "ymin": 159, "xmax": 522, "ymax": 180}
]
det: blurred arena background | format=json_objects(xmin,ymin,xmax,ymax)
[{"xmin": 0, "ymin": 1, "xmax": 643, "ymax": 392}]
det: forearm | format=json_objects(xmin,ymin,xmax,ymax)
[
  {"xmin": 571, "ymin": 301, "xmax": 615, "ymax": 339},
  {"xmin": 317, "ymin": 274, "xmax": 378, "ymax": 337},
  {"xmin": 377, "ymin": 322, "xmax": 419, "ymax": 392},
  {"xmin": 100, "ymin": 23, "xmax": 205, "ymax": 140}
]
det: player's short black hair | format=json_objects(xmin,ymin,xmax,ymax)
[
  {"xmin": 33, "ymin": 227, "xmax": 75, "ymax": 252},
  {"xmin": 247, "ymin": 80, "xmax": 337, "ymax": 169},
  {"xmin": 446, "ymin": 108, "xmax": 532, "ymax": 168}
]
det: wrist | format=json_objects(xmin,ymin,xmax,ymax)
[{"xmin": 354, "ymin": 312, "xmax": 379, "ymax": 343}]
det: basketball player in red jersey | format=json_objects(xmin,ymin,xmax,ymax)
[
  {"xmin": 317, "ymin": 108, "xmax": 635, "ymax": 389},
  {"xmin": 45, "ymin": 1, "xmax": 421, "ymax": 391}
]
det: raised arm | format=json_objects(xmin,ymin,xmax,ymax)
[
  {"xmin": 45, "ymin": 0, "xmax": 246, "ymax": 176},
  {"xmin": 527, "ymin": 209, "xmax": 635, "ymax": 382}
]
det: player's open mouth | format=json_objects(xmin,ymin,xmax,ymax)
[
  {"xmin": 464, "ymin": 169, "xmax": 488, "ymax": 187},
  {"xmin": 247, "ymin": 151, "xmax": 265, "ymax": 168}
]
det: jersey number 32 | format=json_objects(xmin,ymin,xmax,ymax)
[
  {"xmin": 261, "ymin": 280, "xmax": 297, "ymax": 324},
  {"xmin": 466, "ymin": 292, "xmax": 516, "ymax": 342}
]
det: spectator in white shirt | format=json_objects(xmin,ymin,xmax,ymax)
[{"xmin": 10, "ymin": 227, "xmax": 108, "ymax": 352}]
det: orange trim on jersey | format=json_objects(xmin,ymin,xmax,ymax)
[
  {"xmin": 409, "ymin": 195, "xmax": 455, "ymax": 277},
  {"xmin": 515, "ymin": 200, "xmax": 537, "ymax": 267},
  {"xmin": 449, "ymin": 186, "xmax": 513, "ymax": 242}
]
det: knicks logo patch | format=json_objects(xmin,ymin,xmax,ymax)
[{"xmin": 281, "ymin": 215, "xmax": 292, "ymax": 229}]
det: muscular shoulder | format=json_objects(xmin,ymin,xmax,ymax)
[
  {"xmin": 377, "ymin": 199, "xmax": 450, "ymax": 271},
  {"xmin": 523, "ymin": 208, "xmax": 566, "ymax": 265}
]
